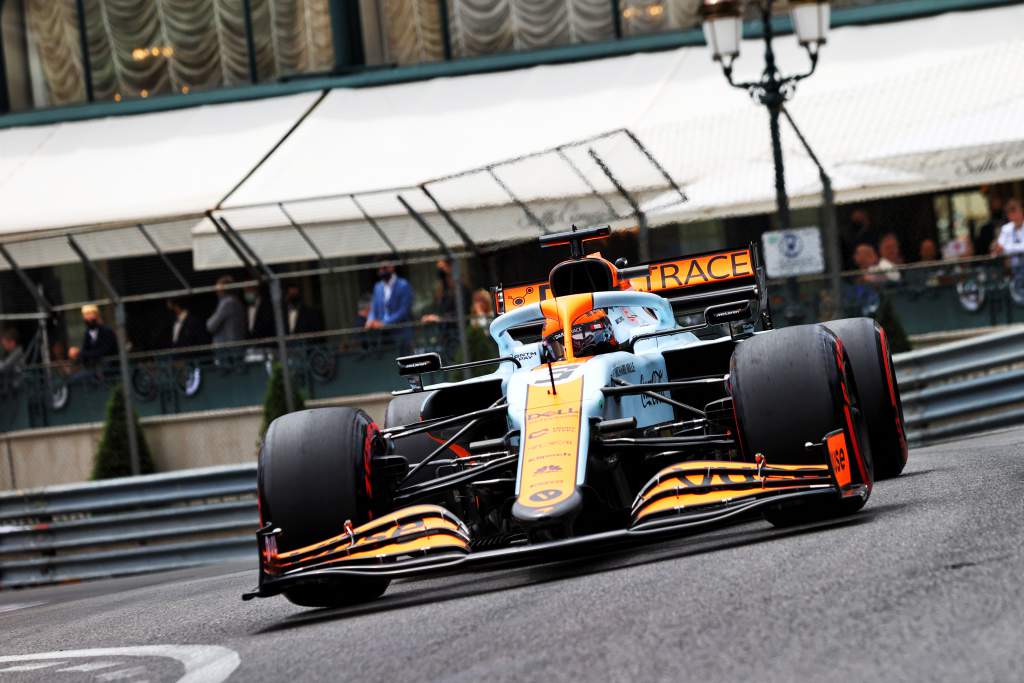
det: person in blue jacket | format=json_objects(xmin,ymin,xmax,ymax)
[{"xmin": 365, "ymin": 263, "xmax": 414, "ymax": 351}]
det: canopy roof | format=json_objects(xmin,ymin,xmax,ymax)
[{"xmin": 0, "ymin": 92, "xmax": 320, "ymax": 239}]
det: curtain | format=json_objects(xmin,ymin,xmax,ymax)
[
  {"xmin": 24, "ymin": 1, "xmax": 84, "ymax": 105},
  {"xmin": 621, "ymin": 0, "xmax": 700, "ymax": 37},
  {"xmin": 376, "ymin": 0, "xmax": 616, "ymax": 64},
  {"xmin": 449, "ymin": 0, "xmax": 615, "ymax": 58},
  {"xmin": 24, "ymin": 0, "xmax": 334, "ymax": 103},
  {"xmin": 381, "ymin": 0, "xmax": 445, "ymax": 65}
]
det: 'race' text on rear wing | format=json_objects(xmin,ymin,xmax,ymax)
[{"xmin": 493, "ymin": 247, "xmax": 761, "ymax": 315}]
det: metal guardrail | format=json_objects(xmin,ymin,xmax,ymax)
[
  {"xmin": 0, "ymin": 464, "xmax": 257, "ymax": 589},
  {"xmin": 895, "ymin": 326, "xmax": 1024, "ymax": 445}
]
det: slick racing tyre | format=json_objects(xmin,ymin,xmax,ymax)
[
  {"xmin": 258, "ymin": 407, "xmax": 390, "ymax": 607},
  {"xmin": 824, "ymin": 318, "xmax": 908, "ymax": 479},
  {"xmin": 730, "ymin": 324, "xmax": 873, "ymax": 526}
]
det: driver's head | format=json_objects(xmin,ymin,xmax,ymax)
[
  {"xmin": 571, "ymin": 310, "xmax": 617, "ymax": 357},
  {"xmin": 541, "ymin": 309, "xmax": 618, "ymax": 360}
]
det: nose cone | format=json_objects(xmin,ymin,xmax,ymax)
[{"xmin": 512, "ymin": 486, "xmax": 584, "ymax": 527}]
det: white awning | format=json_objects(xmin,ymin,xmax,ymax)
[
  {"xmin": 224, "ymin": 3, "xmax": 1024, "ymax": 227},
  {"xmin": 0, "ymin": 92, "xmax": 320, "ymax": 240}
]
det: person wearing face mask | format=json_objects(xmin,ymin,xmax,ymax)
[
  {"xmin": 243, "ymin": 285, "xmax": 275, "ymax": 341},
  {"xmin": 68, "ymin": 304, "xmax": 119, "ymax": 377},
  {"xmin": 366, "ymin": 263, "xmax": 414, "ymax": 351},
  {"xmin": 284, "ymin": 283, "xmax": 324, "ymax": 336}
]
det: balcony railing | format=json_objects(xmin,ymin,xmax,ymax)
[{"xmin": 0, "ymin": 319, "xmax": 478, "ymax": 433}]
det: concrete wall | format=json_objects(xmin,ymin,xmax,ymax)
[{"xmin": 0, "ymin": 393, "xmax": 392, "ymax": 491}]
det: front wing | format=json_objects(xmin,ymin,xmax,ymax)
[{"xmin": 243, "ymin": 430, "xmax": 865, "ymax": 600}]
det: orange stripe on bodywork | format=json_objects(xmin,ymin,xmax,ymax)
[
  {"xmin": 317, "ymin": 533, "xmax": 468, "ymax": 566},
  {"xmin": 633, "ymin": 484, "xmax": 814, "ymax": 522},
  {"xmin": 427, "ymin": 433, "xmax": 471, "ymax": 458},
  {"xmin": 631, "ymin": 460, "xmax": 836, "ymax": 523},
  {"xmin": 637, "ymin": 469, "xmax": 825, "ymax": 504},
  {"xmin": 275, "ymin": 504, "xmax": 462, "ymax": 560},
  {"xmin": 516, "ymin": 376, "xmax": 584, "ymax": 511},
  {"xmin": 268, "ymin": 505, "xmax": 472, "ymax": 575}
]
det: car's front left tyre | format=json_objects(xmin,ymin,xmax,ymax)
[{"xmin": 729, "ymin": 324, "xmax": 873, "ymax": 526}]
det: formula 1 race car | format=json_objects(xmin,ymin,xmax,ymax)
[{"xmin": 243, "ymin": 225, "xmax": 907, "ymax": 608}]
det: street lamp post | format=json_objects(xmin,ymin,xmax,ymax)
[{"xmin": 700, "ymin": 0, "xmax": 831, "ymax": 318}]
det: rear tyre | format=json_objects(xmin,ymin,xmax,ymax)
[
  {"xmin": 824, "ymin": 318, "xmax": 908, "ymax": 479},
  {"xmin": 730, "ymin": 325, "xmax": 873, "ymax": 526},
  {"xmin": 258, "ymin": 407, "xmax": 390, "ymax": 607}
]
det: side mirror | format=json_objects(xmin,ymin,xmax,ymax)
[{"xmin": 396, "ymin": 352, "xmax": 442, "ymax": 376}]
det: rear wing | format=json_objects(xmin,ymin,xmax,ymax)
[{"xmin": 493, "ymin": 245, "xmax": 769, "ymax": 326}]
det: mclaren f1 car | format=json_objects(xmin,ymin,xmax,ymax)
[{"xmin": 244, "ymin": 225, "xmax": 907, "ymax": 607}]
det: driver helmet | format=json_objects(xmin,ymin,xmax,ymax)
[
  {"xmin": 570, "ymin": 309, "xmax": 617, "ymax": 357},
  {"xmin": 541, "ymin": 309, "xmax": 618, "ymax": 359}
]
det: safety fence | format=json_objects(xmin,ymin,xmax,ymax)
[
  {"xmin": 0, "ymin": 464, "xmax": 256, "ymax": 589},
  {"xmin": 895, "ymin": 326, "xmax": 1024, "ymax": 445}
]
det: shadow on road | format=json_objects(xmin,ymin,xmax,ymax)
[{"xmin": 256, "ymin": 511, "xmax": 879, "ymax": 634}]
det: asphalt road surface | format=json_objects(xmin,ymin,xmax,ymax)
[{"xmin": 2, "ymin": 427, "xmax": 1023, "ymax": 683}]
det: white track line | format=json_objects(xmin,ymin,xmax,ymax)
[
  {"xmin": 0, "ymin": 661, "xmax": 67, "ymax": 671},
  {"xmin": 56, "ymin": 660, "xmax": 125, "ymax": 672},
  {"xmin": 0, "ymin": 601, "xmax": 46, "ymax": 614},
  {"xmin": 0, "ymin": 645, "xmax": 239, "ymax": 683}
]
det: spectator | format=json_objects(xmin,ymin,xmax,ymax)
[
  {"xmin": 366, "ymin": 263, "xmax": 413, "ymax": 329},
  {"xmin": 974, "ymin": 192, "xmax": 1006, "ymax": 256},
  {"xmin": 0, "ymin": 328, "xmax": 25, "ymax": 392},
  {"xmin": 421, "ymin": 258, "xmax": 469, "ymax": 325},
  {"xmin": 366, "ymin": 263, "xmax": 414, "ymax": 351},
  {"xmin": 285, "ymin": 284, "xmax": 324, "ymax": 335},
  {"xmin": 69, "ymin": 304, "xmax": 118, "ymax": 368},
  {"xmin": 991, "ymin": 198, "xmax": 1024, "ymax": 257},
  {"xmin": 243, "ymin": 284, "xmax": 274, "ymax": 340},
  {"xmin": 853, "ymin": 242, "xmax": 900, "ymax": 284},
  {"xmin": 353, "ymin": 295, "xmax": 371, "ymax": 329},
  {"xmin": 350, "ymin": 295, "xmax": 373, "ymax": 350},
  {"xmin": 942, "ymin": 235, "xmax": 974, "ymax": 261},
  {"xmin": 470, "ymin": 289, "xmax": 494, "ymax": 329},
  {"xmin": 206, "ymin": 275, "xmax": 246, "ymax": 345},
  {"xmin": 918, "ymin": 238, "xmax": 940, "ymax": 263},
  {"xmin": 49, "ymin": 339, "xmax": 73, "ymax": 378},
  {"xmin": 166, "ymin": 297, "xmax": 209, "ymax": 349},
  {"xmin": 878, "ymin": 232, "xmax": 904, "ymax": 266},
  {"xmin": 849, "ymin": 208, "xmax": 881, "ymax": 249}
]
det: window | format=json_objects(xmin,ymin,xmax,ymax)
[{"xmin": 4, "ymin": 0, "xmax": 335, "ymax": 109}]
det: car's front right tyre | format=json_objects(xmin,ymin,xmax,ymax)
[{"xmin": 258, "ymin": 407, "xmax": 390, "ymax": 607}]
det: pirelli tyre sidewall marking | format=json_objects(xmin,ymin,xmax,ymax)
[{"xmin": 518, "ymin": 376, "xmax": 584, "ymax": 510}]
